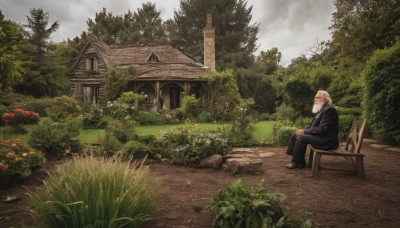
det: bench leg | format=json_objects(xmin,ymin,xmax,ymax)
[
  {"xmin": 311, "ymin": 153, "xmax": 321, "ymax": 177},
  {"xmin": 356, "ymin": 157, "xmax": 365, "ymax": 178}
]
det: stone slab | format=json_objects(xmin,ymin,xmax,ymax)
[
  {"xmin": 258, "ymin": 152, "xmax": 276, "ymax": 158},
  {"xmin": 231, "ymin": 148, "xmax": 255, "ymax": 153},
  {"xmin": 363, "ymin": 138, "xmax": 380, "ymax": 144},
  {"xmin": 369, "ymin": 144, "xmax": 389, "ymax": 149},
  {"xmin": 385, "ymin": 147, "xmax": 400, "ymax": 152}
]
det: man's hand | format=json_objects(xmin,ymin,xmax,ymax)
[{"xmin": 295, "ymin": 129, "xmax": 304, "ymax": 137}]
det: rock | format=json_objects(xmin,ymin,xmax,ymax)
[
  {"xmin": 223, "ymin": 157, "xmax": 264, "ymax": 174},
  {"xmin": 161, "ymin": 158, "xmax": 171, "ymax": 164},
  {"xmin": 197, "ymin": 154, "xmax": 223, "ymax": 169}
]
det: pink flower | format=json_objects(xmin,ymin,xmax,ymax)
[
  {"xmin": 6, "ymin": 152, "xmax": 15, "ymax": 159},
  {"xmin": 22, "ymin": 153, "xmax": 28, "ymax": 157},
  {"xmin": 29, "ymin": 151, "xmax": 36, "ymax": 156},
  {"xmin": 10, "ymin": 143, "xmax": 17, "ymax": 148}
]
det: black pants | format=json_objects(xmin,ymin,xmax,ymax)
[{"xmin": 286, "ymin": 134, "xmax": 326, "ymax": 165}]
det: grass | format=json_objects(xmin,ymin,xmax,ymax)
[{"xmin": 1, "ymin": 121, "xmax": 275, "ymax": 145}]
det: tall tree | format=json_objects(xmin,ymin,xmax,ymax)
[
  {"xmin": 15, "ymin": 8, "xmax": 68, "ymax": 97},
  {"xmin": 169, "ymin": 0, "xmax": 259, "ymax": 70},
  {"xmin": 253, "ymin": 47, "xmax": 282, "ymax": 75},
  {"xmin": 132, "ymin": 2, "xmax": 167, "ymax": 44},
  {"xmin": 87, "ymin": 8, "xmax": 124, "ymax": 45}
]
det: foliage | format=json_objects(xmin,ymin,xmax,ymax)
[
  {"xmin": 222, "ymin": 99, "xmax": 256, "ymax": 147},
  {"xmin": 362, "ymin": 41, "xmax": 400, "ymax": 144},
  {"xmin": 330, "ymin": 0, "xmax": 400, "ymax": 72},
  {"xmin": 275, "ymin": 104, "xmax": 299, "ymax": 122},
  {"xmin": 157, "ymin": 125, "xmax": 229, "ymax": 165},
  {"xmin": 208, "ymin": 179, "xmax": 313, "ymax": 228},
  {"xmin": 15, "ymin": 8, "xmax": 69, "ymax": 98},
  {"xmin": 104, "ymin": 118, "xmax": 137, "ymax": 144},
  {"xmin": 120, "ymin": 140, "xmax": 151, "ymax": 159},
  {"xmin": 338, "ymin": 115, "xmax": 354, "ymax": 140},
  {"xmin": 0, "ymin": 138, "xmax": 45, "ymax": 186},
  {"xmin": 19, "ymin": 97, "xmax": 57, "ymax": 117},
  {"xmin": 285, "ymin": 80, "xmax": 314, "ymax": 116},
  {"xmin": 275, "ymin": 126, "xmax": 297, "ymax": 146},
  {"xmin": 0, "ymin": 16, "xmax": 24, "ymax": 92},
  {"xmin": 205, "ymin": 70, "xmax": 241, "ymax": 121},
  {"xmin": 104, "ymin": 67, "xmax": 133, "ymax": 101},
  {"xmin": 2, "ymin": 108, "xmax": 39, "ymax": 126},
  {"xmin": 181, "ymin": 94, "xmax": 202, "ymax": 119},
  {"xmin": 234, "ymin": 68, "xmax": 276, "ymax": 113},
  {"xmin": 45, "ymin": 96, "xmax": 81, "ymax": 121},
  {"xmin": 28, "ymin": 117, "xmax": 82, "ymax": 155},
  {"xmin": 254, "ymin": 47, "xmax": 282, "ymax": 75},
  {"xmin": 169, "ymin": 0, "xmax": 259, "ymax": 70},
  {"xmin": 81, "ymin": 104, "xmax": 108, "ymax": 129},
  {"xmin": 133, "ymin": 111, "xmax": 164, "ymax": 125},
  {"xmin": 28, "ymin": 154, "xmax": 158, "ymax": 228},
  {"xmin": 104, "ymin": 91, "xmax": 145, "ymax": 119}
]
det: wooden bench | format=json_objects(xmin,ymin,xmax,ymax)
[{"xmin": 307, "ymin": 118, "xmax": 367, "ymax": 177}]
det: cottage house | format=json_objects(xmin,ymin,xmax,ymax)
[{"xmin": 68, "ymin": 14, "xmax": 215, "ymax": 110}]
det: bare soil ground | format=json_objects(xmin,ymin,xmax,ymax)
[{"xmin": 1, "ymin": 143, "xmax": 400, "ymax": 227}]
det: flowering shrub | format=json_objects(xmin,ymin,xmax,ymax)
[
  {"xmin": 0, "ymin": 138, "xmax": 45, "ymax": 186},
  {"xmin": 2, "ymin": 108, "xmax": 39, "ymax": 125}
]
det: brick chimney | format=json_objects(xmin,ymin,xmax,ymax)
[{"xmin": 203, "ymin": 13, "xmax": 215, "ymax": 70}]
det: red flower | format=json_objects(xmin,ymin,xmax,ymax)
[
  {"xmin": 1, "ymin": 164, "xmax": 8, "ymax": 171},
  {"xmin": 6, "ymin": 152, "xmax": 15, "ymax": 159}
]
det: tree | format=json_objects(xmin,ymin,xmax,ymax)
[
  {"xmin": 15, "ymin": 8, "xmax": 69, "ymax": 97},
  {"xmin": 253, "ymin": 47, "xmax": 282, "ymax": 75},
  {"xmin": 329, "ymin": 0, "xmax": 400, "ymax": 72},
  {"xmin": 0, "ymin": 11, "xmax": 24, "ymax": 93},
  {"xmin": 87, "ymin": 8, "xmax": 124, "ymax": 45},
  {"xmin": 169, "ymin": 0, "xmax": 259, "ymax": 70},
  {"xmin": 104, "ymin": 67, "xmax": 133, "ymax": 101}
]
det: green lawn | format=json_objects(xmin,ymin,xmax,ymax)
[{"xmin": 1, "ymin": 121, "xmax": 275, "ymax": 145}]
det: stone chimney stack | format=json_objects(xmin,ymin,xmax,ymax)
[{"xmin": 203, "ymin": 13, "xmax": 215, "ymax": 70}]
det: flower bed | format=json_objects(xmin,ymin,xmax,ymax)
[{"xmin": 0, "ymin": 138, "xmax": 45, "ymax": 186}]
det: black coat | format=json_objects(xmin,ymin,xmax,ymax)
[{"xmin": 303, "ymin": 104, "xmax": 339, "ymax": 150}]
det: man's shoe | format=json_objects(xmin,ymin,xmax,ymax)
[{"xmin": 286, "ymin": 162, "xmax": 304, "ymax": 169}]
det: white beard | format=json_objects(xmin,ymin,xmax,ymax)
[{"xmin": 312, "ymin": 101, "xmax": 325, "ymax": 114}]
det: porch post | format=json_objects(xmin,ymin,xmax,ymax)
[{"xmin": 156, "ymin": 81, "xmax": 160, "ymax": 107}]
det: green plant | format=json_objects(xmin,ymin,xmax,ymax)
[
  {"xmin": 82, "ymin": 104, "xmax": 107, "ymax": 129},
  {"xmin": 120, "ymin": 140, "xmax": 151, "ymax": 159},
  {"xmin": 28, "ymin": 154, "xmax": 158, "ymax": 227},
  {"xmin": 0, "ymin": 138, "xmax": 45, "ymax": 186},
  {"xmin": 275, "ymin": 126, "xmax": 297, "ymax": 146},
  {"xmin": 45, "ymin": 96, "xmax": 81, "ymax": 121},
  {"xmin": 28, "ymin": 117, "xmax": 82, "ymax": 155},
  {"xmin": 208, "ymin": 179, "xmax": 312, "ymax": 228},
  {"xmin": 133, "ymin": 111, "xmax": 164, "ymax": 125},
  {"xmin": 181, "ymin": 94, "xmax": 202, "ymax": 118},
  {"xmin": 2, "ymin": 108, "xmax": 39, "ymax": 125}
]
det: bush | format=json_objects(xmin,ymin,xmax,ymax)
[
  {"xmin": 208, "ymin": 179, "xmax": 312, "ymax": 228},
  {"xmin": 29, "ymin": 117, "xmax": 82, "ymax": 155},
  {"xmin": 82, "ymin": 104, "xmax": 108, "ymax": 129},
  {"xmin": 275, "ymin": 126, "xmax": 297, "ymax": 146},
  {"xmin": 120, "ymin": 140, "xmax": 151, "ymax": 159},
  {"xmin": 20, "ymin": 97, "xmax": 57, "ymax": 117},
  {"xmin": 362, "ymin": 41, "xmax": 400, "ymax": 144},
  {"xmin": 28, "ymin": 154, "xmax": 158, "ymax": 227},
  {"xmin": 133, "ymin": 111, "xmax": 164, "ymax": 125},
  {"xmin": 275, "ymin": 104, "xmax": 299, "ymax": 121},
  {"xmin": 197, "ymin": 110, "xmax": 213, "ymax": 122},
  {"xmin": 45, "ymin": 96, "xmax": 81, "ymax": 121},
  {"xmin": 338, "ymin": 115, "xmax": 355, "ymax": 140},
  {"xmin": 2, "ymin": 108, "xmax": 39, "ymax": 126},
  {"xmin": 105, "ymin": 118, "xmax": 137, "ymax": 143},
  {"xmin": 181, "ymin": 95, "xmax": 202, "ymax": 118},
  {"xmin": 0, "ymin": 138, "xmax": 45, "ymax": 186}
]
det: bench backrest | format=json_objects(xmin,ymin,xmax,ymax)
[{"xmin": 344, "ymin": 118, "xmax": 367, "ymax": 154}]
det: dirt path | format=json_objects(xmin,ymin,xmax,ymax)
[{"xmin": 1, "ymin": 143, "xmax": 400, "ymax": 227}]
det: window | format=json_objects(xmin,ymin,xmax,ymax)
[
  {"xmin": 83, "ymin": 85, "xmax": 100, "ymax": 103},
  {"xmin": 147, "ymin": 53, "xmax": 160, "ymax": 62},
  {"xmin": 86, "ymin": 58, "xmax": 98, "ymax": 72}
]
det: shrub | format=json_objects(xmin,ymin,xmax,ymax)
[
  {"xmin": 81, "ymin": 104, "xmax": 108, "ymax": 129},
  {"xmin": 28, "ymin": 154, "xmax": 158, "ymax": 227},
  {"xmin": 29, "ymin": 117, "xmax": 82, "ymax": 155},
  {"xmin": 0, "ymin": 138, "xmax": 45, "ymax": 186},
  {"xmin": 133, "ymin": 111, "xmax": 164, "ymax": 125},
  {"xmin": 181, "ymin": 95, "xmax": 202, "ymax": 118},
  {"xmin": 362, "ymin": 41, "xmax": 400, "ymax": 144},
  {"xmin": 197, "ymin": 110, "xmax": 213, "ymax": 122},
  {"xmin": 20, "ymin": 97, "xmax": 57, "ymax": 117},
  {"xmin": 2, "ymin": 108, "xmax": 39, "ymax": 125},
  {"xmin": 275, "ymin": 104, "xmax": 299, "ymax": 121},
  {"xmin": 120, "ymin": 140, "xmax": 151, "ymax": 159},
  {"xmin": 339, "ymin": 115, "xmax": 355, "ymax": 140},
  {"xmin": 105, "ymin": 118, "xmax": 136, "ymax": 143},
  {"xmin": 208, "ymin": 179, "xmax": 312, "ymax": 228},
  {"xmin": 275, "ymin": 126, "xmax": 297, "ymax": 146},
  {"xmin": 45, "ymin": 96, "xmax": 81, "ymax": 121}
]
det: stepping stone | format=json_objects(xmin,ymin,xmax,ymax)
[
  {"xmin": 231, "ymin": 148, "xmax": 255, "ymax": 153},
  {"xmin": 385, "ymin": 147, "xmax": 400, "ymax": 152},
  {"xmin": 363, "ymin": 138, "xmax": 379, "ymax": 144},
  {"xmin": 369, "ymin": 144, "xmax": 389, "ymax": 149},
  {"xmin": 258, "ymin": 152, "xmax": 276, "ymax": 158}
]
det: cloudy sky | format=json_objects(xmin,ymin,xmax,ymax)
[{"xmin": 0, "ymin": 0, "xmax": 335, "ymax": 65}]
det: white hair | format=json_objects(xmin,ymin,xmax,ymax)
[{"xmin": 317, "ymin": 90, "xmax": 332, "ymax": 105}]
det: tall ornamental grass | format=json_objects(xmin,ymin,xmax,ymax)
[{"xmin": 29, "ymin": 155, "xmax": 158, "ymax": 227}]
